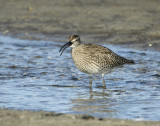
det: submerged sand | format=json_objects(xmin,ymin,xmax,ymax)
[{"xmin": 0, "ymin": 0, "xmax": 160, "ymax": 125}]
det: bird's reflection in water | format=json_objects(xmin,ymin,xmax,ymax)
[
  {"xmin": 70, "ymin": 85, "xmax": 118, "ymax": 117},
  {"xmin": 89, "ymin": 86, "xmax": 106, "ymax": 99}
]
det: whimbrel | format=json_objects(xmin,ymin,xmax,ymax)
[{"xmin": 59, "ymin": 35, "xmax": 134, "ymax": 88}]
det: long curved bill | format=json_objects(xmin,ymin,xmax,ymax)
[{"xmin": 59, "ymin": 41, "xmax": 72, "ymax": 56}]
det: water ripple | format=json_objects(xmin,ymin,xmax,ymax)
[{"xmin": 0, "ymin": 35, "xmax": 160, "ymax": 121}]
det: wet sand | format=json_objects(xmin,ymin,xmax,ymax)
[
  {"xmin": 0, "ymin": 0, "xmax": 160, "ymax": 125},
  {"xmin": 0, "ymin": 0, "xmax": 160, "ymax": 50},
  {"xmin": 0, "ymin": 109, "xmax": 160, "ymax": 126}
]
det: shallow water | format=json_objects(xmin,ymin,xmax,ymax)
[{"xmin": 0, "ymin": 35, "xmax": 160, "ymax": 121}]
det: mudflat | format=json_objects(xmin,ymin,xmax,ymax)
[
  {"xmin": 0, "ymin": 109, "xmax": 160, "ymax": 126},
  {"xmin": 0, "ymin": 0, "xmax": 160, "ymax": 50}
]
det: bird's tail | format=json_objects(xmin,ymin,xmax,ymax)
[{"xmin": 126, "ymin": 59, "xmax": 135, "ymax": 64}]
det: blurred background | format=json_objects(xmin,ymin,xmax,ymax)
[{"xmin": 0, "ymin": 0, "xmax": 160, "ymax": 50}]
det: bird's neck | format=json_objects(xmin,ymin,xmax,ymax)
[{"xmin": 70, "ymin": 41, "xmax": 81, "ymax": 48}]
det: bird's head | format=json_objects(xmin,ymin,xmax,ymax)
[{"xmin": 59, "ymin": 35, "xmax": 81, "ymax": 56}]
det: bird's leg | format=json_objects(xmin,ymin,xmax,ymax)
[
  {"xmin": 89, "ymin": 86, "xmax": 93, "ymax": 99},
  {"xmin": 102, "ymin": 74, "xmax": 106, "ymax": 89},
  {"xmin": 88, "ymin": 74, "xmax": 92, "ymax": 88},
  {"xmin": 88, "ymin": 74, "xmax": 93, "ymax": 99}
]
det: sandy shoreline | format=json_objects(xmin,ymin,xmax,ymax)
[
  {"xmin": 0, "ymin": 0, "xmax": 160, "ymax": 50},
  {"xmin": 0, "ymin": 0, "xmax": 160, "ymax": 125},
  {"xmin": 0, "ymin": 109, "xmax": 160, "ymax": 126}
]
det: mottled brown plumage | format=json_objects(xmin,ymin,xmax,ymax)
[{"xmin": 59, "ymin": 35, "xmax": 134, "ymax": 88}]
